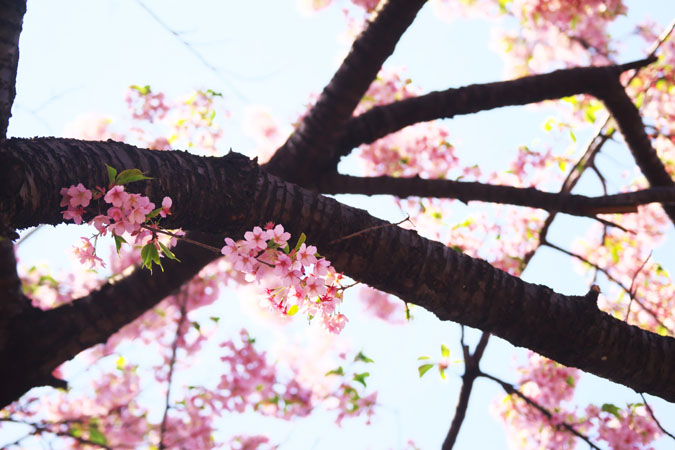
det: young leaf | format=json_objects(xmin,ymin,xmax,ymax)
[
  {"xmin": 146, "ymin": 207, "xmax": 162, "ymax": 220},
  {"xmin": 158, "ymin": 241, "xmax": 180, "ymax": 262},
  {"xmin": 601, "ymin": 403, "xmax": 622, "ymax": 419},
  {"xmin": 105, "ymin": 164, "xmax": 117, "ymax": 185},
  {"xmin": 354, "ymin": 351, "xmax": 374, "ymax": 363},
  {"xmin": 141, "ymin": 243, "xmax": 163, "ymax": 273},
  {"xmin": 88, "ymin": 427, "xmax": 108, "ymax": 446},
  {"xmin": 294, "ymin": 232, "xmax": 307, "ymax": 252},
  {"xmin": 115, "ymin": 168, "xmax": 152, "ymax": 185},
  {"xmin": 353, "ymin": 372, "xmax": 370, "ymax": 387},
  {"xmin": 113, "ymin": 234, "xmax": 127, "ymax": 255},
  {"xmin": 418, "ymin": 363, "xmax": 434, "ymax": 378},
  {"xmin": 325, "ymin": 366, "xmax": 345, "ymax": 376},
  {"xmin": 441, "ymin": 344, "xmax": 450, "ymax": 358},
  {"xmin": 287, "ymin": 304, "xmax": 299, "ymax": 316},
  {"xmin": 439, "ymin": 367, "xmax": 446, "ymax": 380}
]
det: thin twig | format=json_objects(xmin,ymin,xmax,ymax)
[
  {"xmin": 159, "ymin": 292, "xmax": 188, "ymax": 450},
  {"xmin": 479, "ymin": 371, "xmax": 600, "ymax": 450},
  {"xmin": 543, "ymin": 241, "xmax": 671, "ymax": 334},
  {"xmin": 640, "ymin": 393, "xmax": 675, "ymax": 441},
  {"xmin": 142, "ymin": 225, "xmax": 221, "ymax": 254},
  {"xmin": 625, "ymin": 251, "xmax": 652, "ymax": 321},
  {"xmin": 328, "ymin": 216, "xmax": 411, "ymax": 245}
]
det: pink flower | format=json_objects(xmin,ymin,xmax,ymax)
[
  {"xmin": 72, "ymin": 237, "xmax": 105, "ymax": 269},
  {"xmin": 67, "ymin": 183, "xmax": 92, "ymax": 208},
  {"xmin": 244, "ymin": 226, "xmax": 269, "ymax": 251},
  {"xmin": 90, "ymin": 214, "xmax": 110, "ymax": 235},
  {"xmin": 324, "ymin": 313, "xmax": 348, "ymax": 334},
  {"xmin": 296, "ymin": 243, "xmax": 317, "ymax": 266},
  {"xmin": 107, "ymin": 207, "xmax": 124, "ymax": 222},
  {"xmin": 159, "ymin": 196, "xmax": 172, "ymax": 218},
  {"xmin": 304, "ymin": 275, "xmax": 327, "ymax": 298},
  {"xmin": 268, "ymin": 224, "xmax": 291, "ymax": 247},
  {"xmin": 103, "ymin": 185, "xmax": 128, "ymax": 207},
  {"xmin": 62, "ymin": 206, "xmax": 84, "ymax": 225}
]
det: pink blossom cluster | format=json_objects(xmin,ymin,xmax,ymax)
[
  {"xmin": 358, "ymin": 285, "xmax": 406, "ymax": 324},
  {"xmin": 221, "ymin": 223, "xmax": 348, "ymax": 334},
  {"xmin": 217, "ymin": 329, "xmax": 314, "ymax": 419},
  {"xmin": 572, "ymin": 199, "xmax": 674, "ymax": 334},
  {"xmin": 125, "ymin": 84, "xmax": 170, "ymax": 122},
  {"xmin": 229, "ymin": 434, "xmax": 277, "ymax": 450},
  {"xmin": 60, "ymin": 181, "xmax": 172, "ymax": 269},
  {"xmin": 496, "ymin": 352, "xmax": 662, "ymax": 449},
  {"xmin": 494, "ymin": 0, "xmax": 624, "ymax": 77},
  {"xmin": 585, "ymin": 403, "xmax": 661, "ymax": 449}
]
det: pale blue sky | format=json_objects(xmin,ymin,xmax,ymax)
[{"xmin": 6, "ymin": 1, "xmax": 675, "ymax": 449}]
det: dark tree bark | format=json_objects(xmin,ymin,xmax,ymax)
[{"xmin": 2, "ymin": 137, "xmax": 675, "ymax": 406}]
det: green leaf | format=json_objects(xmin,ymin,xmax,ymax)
[
  {"xmin": 441, "ymin": 344, "xmax": 450, "ymax": 358},
  {"xmin": 325, "ymin": 366, "xmax": 344, "ymax": 376},
  {"xmin": 105, "ymin": 164, "xmax": 118, "ymax": 186},
  {"xmin": 141, "ymin": 243, "xmax": 163, "ymax": 273},
  {"xmin": 569, "ymin": 130, "xmax": 576, "ymax": 142},
  {"xmin": 114, "ymin": 234, "xmax": 127, "ymax": 255},
  {"xmin": 192, "ymin": 321, "xmax": 201, "ymax": 331},
  {"xmin": 88, "ymin": 427, "xmax": 108, "ymax": 445},
  {"xmin": 566, "ymin": 375, "xmax": 575, "ymax": 387},
  {"xmin": 417, "ymin": 355, "xmax": 431, "ymax": 360},
  {"xmin": 146, "ymin": 207, "xmax": 162, "ymax": 220},
  {"xmin": 130, "ymin": 84, "xmax": 151, "ymax": 95},
  {"xmin": 353, "ymin": 372, "xmax": 370, "ymax": 387},
  {"xmin": 68, "ymin": 423, "xmax": 83, "ymax": 438},
  {"xmin": 158, "ymin": 241, "xmax": 180, "ymax": 262},
  {"xmin": 210, "ymin": 316, "xmax": 220, "ymax": 323},
  {"xmin": 439, "ymin": 367, "xmax": 446, "ymax": 380},
  {"xmin": 116, "ymin": 355, "xmax": 126, "ymax": 371},
  {"xmin": 287, "ymin": 304, "xmax": 299, "ymax": 316},
  {"xmin": 354, "ymin": 351, "xmax": 374, "ymax": 363},
  {"xmin": 418, "ymin": 363, "xmax": 434, "ymax": 378},
  {"xmin": 115, "ymin": 168, "xmax": 152, "ymax": 185},
  {"xmin": 294, "ymin": 232, "xmax": 307, "ymax": 252},
  {"xmin": 601, "ymin": 403, "xmax": 622, "ymax": 419}
]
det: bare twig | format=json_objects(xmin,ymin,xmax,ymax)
[
  {"xmin": 625, "ymin": 251, "xmax": 652, "ymax": 322},
  {"xmin": 159, "ymin": 292, "xmax": 188, "ymax": 450},
  {"xmin": 640, "ymin": 393, "xmax": 675, "ymax": 441},
  {"xmin": 328, "ymin": 216, "xmax": 411, "ymax": 245},
  {"xmin": 479, "ymin": 371, "xmax": 600, "ymax": 450}
]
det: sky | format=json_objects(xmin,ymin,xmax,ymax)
[{"xmin": 5, "ymin": 1, "xmax": 675, "ymax": 449}]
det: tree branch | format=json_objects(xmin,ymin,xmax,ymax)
[
  {"xmin": 264, "ymin": 0, "xmax": 427, "ymax": 185},
  {"xmin": 2, "ymin": 138, "xmax": 675, "ymax": 406},
  {"xmin": 441, "ymin": 331, "xmax": 490, "ymax": 449},
  {"xmin": 318, "ymin": 173, "xmax": 675, "ymax": 216},
  {"xmin": 0, "ymin": 0, "xmax": 26, "ymax": 140},
  {"xmin": 332, "ymin": 58, "xmax": 655, "ymax": 164}
]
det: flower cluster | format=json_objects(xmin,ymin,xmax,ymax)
[
  {"xmin": 221, "ymin": 223, "xmax": 348, "ymax": 334},
  {"xmin": 60, "ymin": 167, "xmax": 174, "ymax": 270}
]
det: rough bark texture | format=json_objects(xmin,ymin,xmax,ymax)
[
  {"xmin": 319, "ymin": 173, "xmax": 675, "ymax": 216},
  {"xmin": 264, "ymin": 0, "xmax": 427, "ymax": 184},
  {"xmin": 0, "ymin": 0, "xmax": 25, "ymax": 140},
  {"xmin": 331, "ymin": 58, "xmax": 655, "ymax": 165},
  {"xmin": 2, "ymin": 138, "xmax": 675, "ymax": 405}
]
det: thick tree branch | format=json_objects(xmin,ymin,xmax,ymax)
[
  {"xmin": 318, "ymin": 173, "xmax": 675, "ymax": 216},
  {"xmin": 0, "ymin": 0, "xmax": 26, "ymax": 140},
  {"xmin": 331, "ymin": 58, "xmax": 655, "ymax": 165},
  {"xmin": 264, "ymin": 0, "xmax": 427, "ymax": 185},
  {"xmin": 2, "ymin": 138, "xmax": 675, "ymax": 406},
  {"xmin": 598, "ymin": 77, "xmax": 675, "ymax": 222}
]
